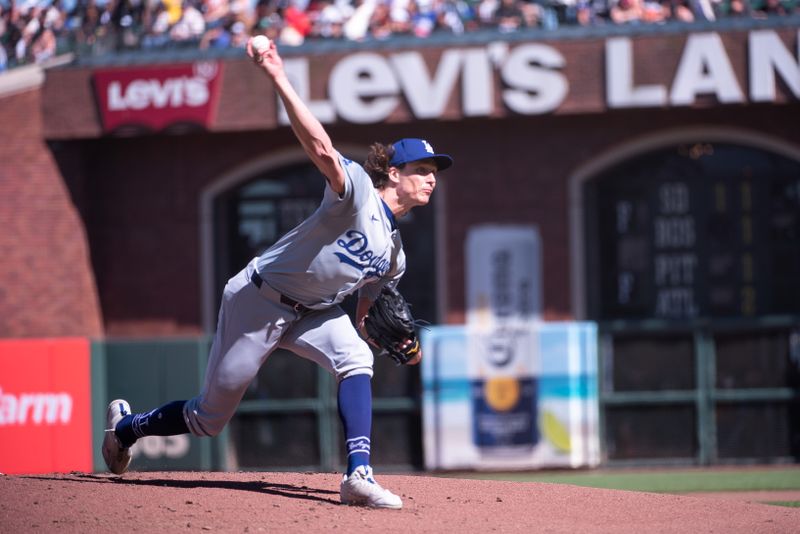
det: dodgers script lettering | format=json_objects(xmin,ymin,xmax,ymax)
[{"xmin": 334, "ymin": 230, "xmax": 390, "ymax": 278}]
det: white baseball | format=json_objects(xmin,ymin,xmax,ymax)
[{"xmin": 251, "ymin": 35, "xmax": 271, "ymax": 54}]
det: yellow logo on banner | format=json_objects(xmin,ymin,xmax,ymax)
[
  {"xmin": 483, "ymin": 376, "xmax": 520, "ymax": 412},
  {"xmin": 541, "ymin": 410, "xmax": 571, "ymax": 453}
]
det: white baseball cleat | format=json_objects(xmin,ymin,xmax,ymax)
[
  {"xmin": 102, "ymin": 399, "xmax": 132, "ymax": 475},
  {"xmin": 340, "ymin": 465, "xmax": 403, "ymax": 509}
]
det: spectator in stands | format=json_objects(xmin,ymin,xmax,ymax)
[
  {"xmin": 45, "ymin": 0, "xmax": 67, "ymax": 35},
  {"xmin": 666, "ymin": 0, "xmax": 697, "ymax": 20},
  {"xmin": 436, "ymin": 0, "xmax": 469, "ymax": 33},
  {"xmin": 516, "ymin": 1, "xmax": 541, "ymax": 27},
  {"xmin": 342, "ymin": 0, "xmax": 375, "ymax": 41},
  {"xmin": 670, "ymin": 0, "xmax": 714, "ymax": 19},
  {"xmin": 494, "ymin": 0, "xmax": 524, "ymax": 31},
  {"xmin": 30, "ymin": 7, "xmax": 58, "ymax": 61},
  {"xmin": 0, "ymin": 0, "xmax": 798, "ymax": 75},
  {"xmin": 451, "ymin": 0, "xmax": 480, "ymax": 31},
  {"xmin": 726, "ymin": 0, "xmax": 752, "ymax": 16},
  {"xmin": 141, "ymin": 0, "xmax": 173, "ymax": 47},
  {"xmin": 280, "ymin": 0, "xmax": 311, "ymax": 45},
  {"xmin": 386, "ymin": 0, "xmax": 412, "ymax": 35},
  {"xmin": 110, "ymin": 0, "xmax": 144, "ymax": 49},
  {"xmin": 230, "ymin": 19, "xmax": 250, "ymax": 45},
  {"xmin": 75, "ymin": 0, "xmax": 102, "ymax": 46},
  {"xmin": 199, "ymin": 16, "xmax": 232, "ymax": 47},
  {"xmin": 3, "ymin": 1, "xmax": 28, "ymax": 66},
  {"xmin": 476, "ymin": 0, "xmax": 498, "ymax": 26},
  {"xmin": 610, "ymin": 0, "xmax": 644, "ymax": 22},
  {"xmin": 755, "ymin": 0, "xmax": 789, "ymax": 15},
  {"xmin": 0, "ymin": 4, "xmax": 9, "ymax": 71},
  {"xmin": 170, "ymin": 0, "xmax": 205, "ymax": 43},
  {"xmin": 12, "ymin": 6, "xmax": 37, "ymax": 63},
  {"xmin": 407, "ymin": 0, "xmax": 439, "ymax": 37},
  {"xmin": 163, "ymin": 0, "xmax": 184, "ymax": 26},
  {"xmin": 312, "ymin": 0, "xmax": 347, "ymax": 39},
  {"xmin": 251, "ymin": 0, "xmax": 284, "ymax": 41},
  {"xmin": 368, "ymin": 0, "xmax": 393, "ymax": 38},
  {"xmin": 575, "ymin": 0, "xmax": 613, "ymax": 24},
  {"xmin": 641, "ymin": 0, "xmax": 667, "ymax": 21},
  {"xmin": 202, "ymin": 0, "xmax": 230, "ymax": 30}
]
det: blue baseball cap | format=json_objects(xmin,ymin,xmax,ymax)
[{"xmin": 389, "ymin": 138, "xmax": 453, "ymax": 171}]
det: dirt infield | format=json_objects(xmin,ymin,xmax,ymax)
[{"xmin": 1, "ymin": 471, "xmax": 798, "ymax": 533}]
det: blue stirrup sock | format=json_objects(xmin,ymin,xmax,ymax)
[
  {"xmin": 115, "ymin": 400, "xmax": 189, "ymax": 448},
  {"xmin": 338, "ymin": 374, "xmax": 372, "ymax": 476}
]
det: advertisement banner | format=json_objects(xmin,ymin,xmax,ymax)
[
  {"xmin": 92, "ymin": 62, "xmax": 224, "ymax": 133},
  {"xmin": 421, "ymin": 225, "xmax": 597, "ymax": 470},
  {"xmin": 0, "ymin": 338, "xmax": 92, "ymax": 474},
  {"xmin": 465, "ymin": 225, "xmax": 543, "ymax": 461},
  {"xmin": 465, "ymin": 225, "xmax": 542, "ymax": 324},
  {"xmin": 422, "ymin": 323, "xmax": 600, "ymax": 470}
]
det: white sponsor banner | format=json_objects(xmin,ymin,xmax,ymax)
[
  {"xmin": 423, "ymin": 225, "xmax": 599, "ymax": 470},
  {"xmin": 465, "ymin": 225, "xmax": 544, "ymax": 461},
  {"xmin": 422, "ymin": 323, "xmax": 600, "ymax": 470},
  {"xmin": 466, "ymin": 225, "xmax": 541, "ymax": 326}
]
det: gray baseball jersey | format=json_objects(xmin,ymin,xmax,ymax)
[
  {"xmin": 256, "ymin": 153, "xmax": 405, "ymax": 306},
  {"xmin": 183, "ymin": 153, "xmax": 405, "ymax": 437}
]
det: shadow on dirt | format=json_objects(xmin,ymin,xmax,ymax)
[{"xmin": 25, "ymin": 473, "xmax": 341, "ymax": 505}]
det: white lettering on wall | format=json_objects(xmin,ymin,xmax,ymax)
[
  {"xmin": 0, "ymin": 387, "xmax": 73, "ymax": 425},
  {"xmin": 655, "ymin": 253, "xmax": 697, "ymax": 285},
  {"xmin": 652, "ymin": 182, "xmax": 698, "ymax": 318},
  {"xmin": 132, "ymin": 435, "xmax": 191, "ymax": 459},
  {"xmin": 329, "ymin": 53, "xmax": 400, "ymax": 124},
  {"xmin": 391, "ymin": 50, "xmax": 463, "ymax": 119},
  {"xmin": 749, "ymin": 30, "xmax": 800, "ymax": 102},
  {"xmin": 277, "ymin": 30, "xmax": 796, "ymax": 124},
  {"xmin": 656, "ymin": 287, "xmax": 698, "ymax": 317},
  {"xmin": 606, "ymin": 37, "xmax": 667, "ymax": 108},
  {"xmin": 659, "ymin": 182, "xmax": 690, "ymax": 214},
  {"xmin": 280, "ymin": 44, "xmax": 566, "ymax": 124},
  {"xmin": 654, "ymin": 216, "xmax": 696, "ymax": 248},
  {"xmin": 670, "ymin": 33, "xmax": 745, "ymax": 105},
  {"xmin": 462, "ymin": 48, "xmax": 494, "ymax": 116},
  {"xmin": 500, "ymin": 44, "xmax": 568, "ymax": 114}
]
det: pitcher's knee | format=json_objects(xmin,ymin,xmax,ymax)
[
  {"xmin": 338, "ymin": 366, "xmax": 373, "ymax": 382},
  {"xmin": 183, "ymin": 397, "xmax": 229, "ymax": 437},
  {"xmin": 335, "ymin": 349, "xmax": 374, "ymax": 381}
]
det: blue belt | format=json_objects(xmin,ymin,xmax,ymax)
[{"xmin": 250, "ymin": 271, "xmax": 312, "ymax": 314}]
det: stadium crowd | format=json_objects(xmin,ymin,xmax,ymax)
[{"xmin": 1, "ymin": 0, "xmax": 797, "ymax": 72}]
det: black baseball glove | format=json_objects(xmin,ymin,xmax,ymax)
[{"xmin": 363, "ymin": 286, "xmax": 422, "ymax": 365}]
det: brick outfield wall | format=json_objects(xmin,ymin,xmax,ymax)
[
  {"xmin": 3, "ymin": 86, "xmax": 800, "ymax": 337},
  {"xmin": 38, "ymin": 104, "xmax": 800, "ymax": 336},
  {"xmin": 0, "ymin": 88, "xmax": 103, "ymax": 338},
  {"xmin": 4, "ymin": 24, "xmax": 800, "ymax": 337}
]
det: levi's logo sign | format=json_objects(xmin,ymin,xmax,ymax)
[
  {"xmin": 108, "ymin": 77, "xmax": 209, "ymax": 110},
  {"xmin": 93, "ymin": 62, "xmax": 223, "ymax": 133}
]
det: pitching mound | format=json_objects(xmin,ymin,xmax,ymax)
[{"xmin": 1, "ymin": 471, "xmax": 797, "ymax": 533}]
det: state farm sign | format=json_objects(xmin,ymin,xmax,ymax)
[
  {"xmin": 93, "ymin": 61, "xmax": 223, "ymax": 133},
  {"xmin": 0, "ymin": 388, "xmax": 73, "ymax": 425},
  {"xmin": 0, "ymin": 338, "xmax": 92, "ymax": 474}
]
